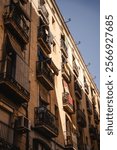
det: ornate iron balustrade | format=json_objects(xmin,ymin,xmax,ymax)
[
  {"xmin": 36, "ymin": 61, "xmax": 54, "ymax": 90},
  {"xmin": 34, "ymin": 106, "xmax": 58, "ymax": 137}
]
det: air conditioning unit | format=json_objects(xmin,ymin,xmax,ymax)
[{"xmin": 15, "ymin": 116, "xmax": 31, "ymax": 133}]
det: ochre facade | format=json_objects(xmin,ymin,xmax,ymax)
[{"xmin": 0, "ymin": 0, "xmax": 100, "ymax": 150}]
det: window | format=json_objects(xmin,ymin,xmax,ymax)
[
  {"xmin": 52, "ymin": 17, "xmax": 55, "ymax": 24},
  {"xmin": 0, "ymin": 108, "xmax": 12, "ymax": 125},
  {"xmin": 38, "ymin": 47, "xmax": 46, "ymax": 61},
  {"xmin": 72, "ymin": 55, "xmax": 75, "ymax": 62},
  {"xmin": 84, "ymin": 76, "xmax": 86, "ymax": 83},
  {"xmin": 88, "ymin": 115, "xmax": 91, "ymax": 126},
  {"xmin": 52, "ymin": 17, "xmax": 55, "ymax": 29},
  {"xmin": 55, "ymin": 105, "xmax": 59, "ymax": 126},
  {"xmin": 53, "ymin": 41, "xmax": 56, "ymax": 52},
  {"xmin": 91, "ymin": 87, "xmax": 94, "ymax": 97},
  {"xmin": 40, "ymin": 0, "xmax": 45, "ymax": 6},
  {"xmin": 66, "ymin": 116, "xmax": 71, "ymax": 133},
  {"xmin": 39, "ymin": 96, "xmax": 49, "ymax": 108},
  {"xmin": 61, "ymin": 34, "xmax": 65, "ymax": 41},
  {"xmin": 62, "ymin": 55, "xmax": 67, "ymax": 64}
]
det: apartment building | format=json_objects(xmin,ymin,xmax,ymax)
[{"xmin": 0, "ymin": 0, "xmax": 100, "ymax": 150}]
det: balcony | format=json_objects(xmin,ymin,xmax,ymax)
[
  {"xmin": 64, "ymin": 131, "xmax": 77, "ymax": 150},
  {"xmin": 38, "ymin": 26, "xmax": 51, "ymax": 55},
  {"xmin": 89, "ymin": 125, "xmax": 97, "ymax": 140},
  {"xmin": 62, "ymin": 63, "xmax": 71, "ymax": 83},
  {"xmin": 36, "ymin": 61, "xmax": 54, "ymax": 90},
  {"xmin": 84, "ymin": 82, "xmax": 89, "ymax": 94},
  {"xmin": 94, "ymin": 110, "xmax": 100, "ymax": 124},
  {"xmin": 38, "ymin": 4, "xmax": 49, "ymax": 24},
  {"xmin": 74, "ymin": 81, "xmax": 82, "ymax": 100},
  {"xmin": 92, "ymin": 96, "xmax": 96, "ymax": 108},
  {"xmin": 63, "ymin": 92, "xmax": 74, "ymax": 114},
  {"xmin": 0, "ymin": 121, "xmax": 19, "ymax": 150},
  {"xmin": 4, "ymin": 4, "xmax": 30, "ymax": 45},
  {"xmin": 0, "ymin": 58, "xmax": 30, "ymax": 103},
  {"xmin": 86, "ymin": 96, "xmax": 92, "ymax": 115},
  {"xmin": 77, "ymin": 109, "xmax": 86, "ymax": 128},
  {"xmin": 34, "ymin": 106, "xmax": 58, "ymax": 138},
  {"xmin": 73, "ymin": 61, "xmax": 79, "ymax": 77},
  {"xmin": 61, "ymin": 39, "xmax": 68, "ymax": 58}
]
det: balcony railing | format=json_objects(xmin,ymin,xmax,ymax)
[
  {"xmin": 62, "ymin": 63, "xmax": 71, "ymax": 83},
  {"xmin": 4, "ymin": 4, "xmax": 30, "ymax": 44},
  {"xmin": 94, "ymin": 110, "xmax": 100, "ymax": 124},
  {"xmin": 36, "ymin": 61, "xmax": 54, "ymax": 90},
  {"xmin": 38, "ymin": 4, "xmax": 49, "ymax": 24},
  {"xmin": 38, "ymin": 26, "xmax": 51, "ymax": 54},
  {"xmin": 61, "ymin": 39, "xmax": 68, "ymax": 58},
  {"xmin": 77, "ymin": 109, "xmax": 86, "ymax": 128},
  {"xmin": 63, "ymin": 92, "xmax": 74, "ymax": 114},
  {"xmin": 73, "ymin": 61, "xmax": 79, "ymax": 77},
  {"xmin": 86, "ymin": 96, "xmax": 92, "ymax": 115},
  {"xmin": 64, "ymin": 131, "xmax": 77, "ymax": 150},
  {"xmin": 89, "ymin": 125, "xmax": 97, "ymax": 140},
  {"xmin": 34, "ymin": 106, "xmax": 58, "ymax": 138},
  {"xmin": 0, "ymin": 58, "xmax": 30, "ymax": 103},
  {"xmin": 84, "ymin": 82, "xmax": 89, "ymax": 94},
  {"xmin": 74, "ymin": 81, "xmax": 82, "ymax": 100},
  {"xmin": 0, "ymin": 121, "xmax": 19, "ymax": 150}
]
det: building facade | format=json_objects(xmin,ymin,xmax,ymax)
[{"xmin": 0, "ymin": 0, "xmax": 100, "ymax": 150}]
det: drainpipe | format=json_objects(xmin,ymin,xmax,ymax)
[
  {"xmin": 26, "ymin": 1, "xmax": 32, "ymax": 150},
  {"xmin": 26, "ymin": 103, "xmax": 29, "ymax": 150}
]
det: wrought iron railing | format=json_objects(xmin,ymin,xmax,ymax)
[
  {"xmin": 38, "ymin": 1, "xmax": 49, "ymax": 23},
  {"xmin": 77, "ymin": 109, "xmax": 86, "ymax": 128},
  {"xmin": 36, "ymin": 61, "xmax": 54, "ymax": 86},
  {"xmin": 63, "ymin": 92, "xmax": 74, "ymax": 109},
  {"xmin": 84, "ymin": 82, "xmax": 89, "ymax": 94},
  {"xmin": 34, "ymin": 106, "xmax": 58, "ymax": 135},
  {"xmin": 61, "ymin": 39, "xmax": 68, "ymax": 57},
  {"xmin": 94, "ymin": 109, "xmax": 100, "ymax": 124},
  {"xmin": 4, "ymin": 4, "xmax": 29, "ymax": 42},
  {"xmin": 86, "ymin": 96, "xmax": 92, "ymax": 115},
  {"xmin": 73, "ymin": 61, "xmax": 79, "ymax": 76},
  {"xmin": 64, "ymin": 131, "xmax": 77, "ymax": 149},
  {"xmin": 0, "ymin": 57, "xmax": 30, "ymax": 99},
  {"xmin": 89, "ymin": 125, "xmax": 97, "ymax": 140},
  {"xmin": 74, "ymin": 81, "xmax": 82, "ymax": 99}
]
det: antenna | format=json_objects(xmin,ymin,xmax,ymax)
[
  {"xmin": 76, "ymin": 41, "xmax": 81, "ymax": 45},
  {"xmin": 86, "ymin": 62, "xmax": 91, "ymax": 67},
  {"xmin": 65, "ymin": 18, "xmax": 71, "ymax": 23},
  {"xmin": 93, "ymin": 76, "xmax": 96, "ymax": 80}
]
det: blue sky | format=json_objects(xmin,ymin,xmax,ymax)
[{"xmin": 56, "ymin": 0, "xmax": 100, "ymax": 89}]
